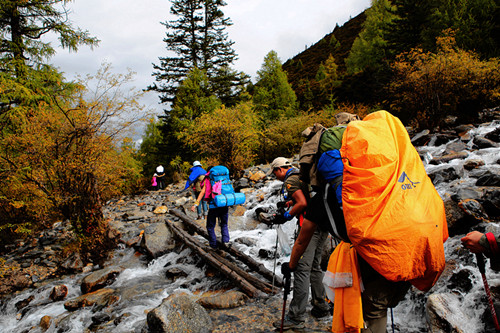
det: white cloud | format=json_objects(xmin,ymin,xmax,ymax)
[{"xmin": 49, "ymin": 0, "xmax": 371, "ymax": 116}]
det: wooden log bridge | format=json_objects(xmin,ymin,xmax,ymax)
[{"xmin": 167, "ymin": 209, "xmax": 282, "ymax": 297}]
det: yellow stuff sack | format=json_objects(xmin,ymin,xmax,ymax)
[{"xmin": 340, "ymin": 111, "xmax": 448, "ymax": 291}]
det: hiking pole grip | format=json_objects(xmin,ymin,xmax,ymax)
[{"xmin": 476, "ymin": 253, "xmax": 500, "ymax": 332}]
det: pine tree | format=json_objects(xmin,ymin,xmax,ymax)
[
  {"xmin": 345, "ymin": 0, "xmax": 397, "ymax": 74},
  {"xmin": 253, "ymin": 50, "xmax": 297, "ymax": 123},
  {"xmin": 0, "ymin": 0, "xmax": 99, "ymax": 77},
  {"xmin": 149, "ymin": 0, "xmax": 246, "ymax": 104}
]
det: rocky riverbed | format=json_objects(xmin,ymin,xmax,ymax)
[{"xmin": 1, "ymin": 109, "xmax": 500, "ymax": 332}]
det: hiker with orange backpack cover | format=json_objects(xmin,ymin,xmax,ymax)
[{"xmin": 283, "ymin": 111, "xmax": 448, "ymax": 333}]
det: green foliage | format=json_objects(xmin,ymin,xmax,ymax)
[
  {"xmin": 181, "ymin": 101, "xmax": 260, "ymax": 176},
  {"xmin": 389, "ymin": 33, "xmax": 500, "ymax": 129},
  {"xmin": 0, "ymin": 0, "xmax": 99, "ymax": 76},
  {"xmin": 253, "ymin": 51, "xmax": 297, "ymax": 123},
  {"xmin": 346, "ymin": 0, "xmax": 397, "ymax": 74}
]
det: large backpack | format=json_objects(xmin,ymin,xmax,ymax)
[
  {"xmin": 205, "ymin": 165, "xmax": 245, "ymax": 208},
  {"xmin": 339, "ymin": 111, "xmax": 448, "ymax": 291}
]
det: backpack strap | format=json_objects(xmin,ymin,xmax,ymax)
[{"xmin": 323, "ymin": 176, "xmax": 345, "ymax": 242}]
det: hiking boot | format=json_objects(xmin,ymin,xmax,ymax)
[
  {"xmin": 272, "ymin": 316, "xmax": 305, "ymax": 330},
  {"xmin": 196, "ymin": 215, "xmax": 202, "ymax": 220},
  {"xmin": 311, "ymin": 306, "xmax": 330, "ymax": 319}
]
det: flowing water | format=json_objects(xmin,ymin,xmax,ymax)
[{"xmin": 1, "ymin": 121, "xmax": 499, "ymax": 332}]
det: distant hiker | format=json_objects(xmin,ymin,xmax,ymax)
[
  {"xmin": 184, "ymin": 161, "xmax": 208, "ymax": 219},
  {"xmin": 268, "ymin": 157, "xmax": 331, "ymax": 330},
  {"xmin": 462, "ymin": 231, "xmax": 500, "ymax": 270},
  {"xmin": 284, "ymin": 111, "xmax": 448, "ymax": 333},
  {"xmin": 156, "ymin": 165, "xmax": 165, "ymax": 190},
  {"xmin": 151, "ymin": 173, "xmax": 158, "ymax": 191},
  {"xmin": 190, "ymin": 166, "xmax": 245, "ymax": 249}
]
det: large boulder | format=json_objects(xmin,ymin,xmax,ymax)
[
  {"xmin": 147, "ymin": 294, "xmax": 213, "ymax": 333},
  {"xmin": 426, "ymin": 293, "xmax": 471, "ymax": 333},
  {"xmin": 81, "ymin": 266, "xmax": 123, "ymax": 294},
  {"xmin": 139, "ymin": 222, "xmax": 176, "ymax": 259},
  {"xmin": 64, "ymin": 288, "xmax": 119, "ymax": 311}
]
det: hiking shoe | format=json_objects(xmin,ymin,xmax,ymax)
[
  {"xmin": 311, "ymin": 307, "xmax": 330, "ymax": 319},
  {"xmin": 272, "ymin": 316, "xmax": 305, "ymax": 330}
]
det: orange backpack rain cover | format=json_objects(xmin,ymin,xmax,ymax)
[{"xmin": 340, "ymin": 111, "xmax": 448, "ymax": 291}]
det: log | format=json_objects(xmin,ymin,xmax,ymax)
[
  {"xmin": 166, "ymin": 221, "xmax": 262, "ymax": 298},
  {"xmin": 169, "ymin": 208, "xmax": 283, "ymax": 287},
  {"xmin": 196, "ymin": 240, "xmax": 279, "ymax": 294}
]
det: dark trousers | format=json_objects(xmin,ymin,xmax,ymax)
[{"xmin": 206, "ymin": 207, "xmax": 229, "ymax": 248}]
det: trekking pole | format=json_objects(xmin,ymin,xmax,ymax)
[
  {"xmin": 476, "ymin": 253, "xmax": 500, "ymax": 332},
  {"xmin": 280, "ymin": 273, "xmax": 291, "ymax": 333},
  {"xmin": 272, "ymin": 226, "xmax": 279, "ymax": 293}
]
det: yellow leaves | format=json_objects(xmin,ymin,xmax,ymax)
[{"xmin": 390, "ymin": 32, "xmax": 500, "ymax": 128}]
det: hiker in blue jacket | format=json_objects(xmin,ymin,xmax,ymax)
[{"xmin": 184, "ymin": 161, "xmax": 208, "ymax": 219}]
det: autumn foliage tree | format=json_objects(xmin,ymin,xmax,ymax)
[
  {"xmin": 389, "ymin": 33, "xmax": 500, "ymax": 129},
  {"xmin": 180, "ymin": 101, "xmax": 259, "ymax": 176},
  {"xmin": 0, "ymin": 64, "xmax": 146, "ymax": 261}
]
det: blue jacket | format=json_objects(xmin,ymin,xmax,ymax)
[{"xmin": 183, "ymin": 165, "xmax": 207, "ymax": 190}]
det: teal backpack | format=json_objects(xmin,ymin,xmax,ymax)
[{"xmin": 207, "ymin": 166, "xmax": 246, "ymax": 208}]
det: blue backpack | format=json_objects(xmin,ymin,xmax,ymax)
[{"xmin": 208, "ymin": 166, "xmax": 246, "ymax": 208}]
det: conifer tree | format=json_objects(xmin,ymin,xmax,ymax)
[
  {"xmin": 149, "ymin": 0, "xmax": 247, "ymax": 105},
  {"xmin": 253, "ymin": 50, "xmax": 297, "ymax": 122},
  {"xmin": 346, "ymin": 0, "xmax": 397, "ymax": 74},
  {"xmin": 0, "ymin": 0, "xmax": 99, "ymax": 77}
]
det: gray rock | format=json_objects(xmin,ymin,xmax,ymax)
[
  {"xmin": 426, "ymin": 293, "xmax": 469, "ymax": 333},
  {"xmin": 139, "ymin": 222, "xmax": 176, "ymax": 259},
  {"xmin": 81, "ymin": 266, "xmax": 124, "ymax": 294},
  {"xmin": 147, "ymin": 295, "xmax": 213, "ymax": 333}
]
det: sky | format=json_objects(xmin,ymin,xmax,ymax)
[{"xmin": 50, "ymin": 0, "xmax": 371, "ymax": 117}]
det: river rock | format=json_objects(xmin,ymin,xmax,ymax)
[
  {"xmin": 147, "ymin": 294, "xmax": 213, "ymax": 333},
  {"xmin": 81, "ymin": 266, "xmax": 124, "ymax": 294},
  {"xmin": 458, "ymin": 199, "xmax": 490, "ymax": 222},
  {"xmin": 473, "ymin": 136, "xmax": 499, "ymax": 148},
  {"xmin": 139, "ymin": 222, "xmax": 176, "ymax": 259},
  {"xmin": 49, "ymin": 284, "xmax": 68, "ymax": 301},
  {"xmin": 64, "ymin": 288, "xmax": 118, "ymax": 311},
  {"xmin": 39, "ymin": 315, "xmax": 52, "ymax": 331},
  {"xmin": 153, "ymin": 205, "xmax": 169, "ymax": 214},
  {"xmin": 463, "ymin": 159, "xmax": 485, "ymax": 170},
  {"xmin": 249, "ymin": 170, "xmax": 266, "ymax": 182},
  {"xmin": 429, "ymin": 151, "xmax": 469, "ymax": 165},
  {"xmin": 60, "ymin": 253, "xmax": 84, "ymax": 273},
  {"xmin": 426, "ymin": 293, "xmax": 469, "ymax": 333},
  {"xmin": 197, "ymin": 290, "xmax": 248, "ymax": 309},
  {"xmin": 428, "ymin": 166, "xmax": 460, "ymax": 184},
  {"xmin": 476, "ymin": 174, "xmax": 500, "ymax": 186}
]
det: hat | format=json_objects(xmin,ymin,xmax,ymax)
[
  {"xmin": 193, "ymin": 161, "xmax": 201, "ymax": 167},
  {"xmin": 267, "ymin": 157, "xmax": 292, "ymax": 175}
]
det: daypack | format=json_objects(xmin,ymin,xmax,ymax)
[
  {"xmin": 203, "ymin": 165, "xmax": 245, "ymax": 208},
  {"xmin": 340, "ymin": 111, "xmax": 448, "ymax": 291}
]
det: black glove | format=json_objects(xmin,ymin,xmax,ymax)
[
  {"xmin": 271, "ymin": 213, "xmax": 287, "ymax": 225},
  {"xmin": 281, "ymin": 262, "xmax": 293, "ymax": 279},
  {"xmin": 276, "ymin": 201, "xmax": 287, "ymax": 210}
]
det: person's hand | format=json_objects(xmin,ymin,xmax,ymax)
[
  {"xmin": 281, "ymin": 262, "xmax": 294, "ymax": 279},
  {"xmin": 190, "ymin": 205, "xmax": 196, "ymax": 212},
  {"xmin": 461, "ymin": 231, "xmax": 487, "ymax": 253},
  {"xmin": 283, "ymin": 211, "xmax": 293, "ymax": 220}
]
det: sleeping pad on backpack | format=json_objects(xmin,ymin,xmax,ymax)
[{"xmin": 340, "ymin": 111, "xmax": 448, "ymax": 291}]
